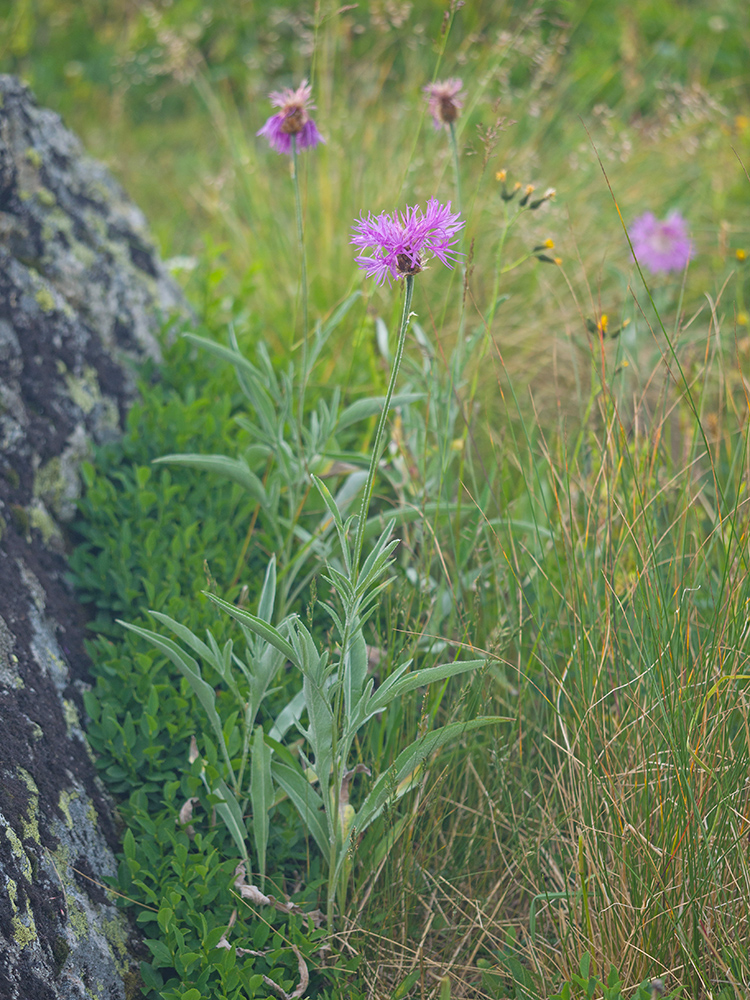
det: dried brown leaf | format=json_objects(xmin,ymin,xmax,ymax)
[{"xmin": 177, "ymin": 796, "xmax": 200, "ymax": 837}]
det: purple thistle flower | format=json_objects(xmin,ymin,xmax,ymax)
[
  {"xmin": 423, "ymin": 78, "xmax": 465, "ymax": 129},
  {"xmin": 630, "ymin": 211, "xmax": 693, "ymax": 274},
  {"xmin": 257, "ymin": 79, "xmax": 324, "ymax": 155},
  {"xmin": 351, "ymin": 198, "xmax": 465, "ymax": 286}
]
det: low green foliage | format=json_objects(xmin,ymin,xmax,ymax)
[{"xmin": 70, "ymin": 336, "xmax": 328, "ymax": 995}]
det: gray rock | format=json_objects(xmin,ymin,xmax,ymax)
[{"xmin": 0, "ymin": 75, "xmax": 187, "ymax": 998}]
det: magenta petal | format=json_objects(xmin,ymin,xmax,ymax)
[
  {"xmin": 630, "ymin": 210, "xmax": 693, "ymax": 274},
  {"xmin": 257, "ymin": 81, "xmax": 323, "ymax": 155},
  {"xmin": 257, "ymin": 114, "xmax": 292, "ymax": 154},
  {"xmin": 297, "ymin": 119, "xmax": 325, "ymax": 150},
  {"xmin": 351, "ymin": 199, "xmax": 465, "ymax": 283}
]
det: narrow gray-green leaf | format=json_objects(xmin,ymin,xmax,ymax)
[
  {"xmin": 271, "ymin": 761, "xmax": 328, "ymax": 855},
  {"xmin": 203, "ymin": 594, "xmax": 299, "ymax": 667},
  {"xmin": 118, "ymin": 619, "xmax": 231, "ymax": 776},
  {"xmin": 148, "ymin": 611, "xmax": 215, "ymax": 669},
  {"xmin": 344, "ymin": 628, "xmax": 369, "ymax": 727},
  {"xmin": 338, "ymin": 393, "xmax": 425, "ymax": 432},
  {"xmin": 268, "ymin": 689, "xmax": 306, "ymax": 742},
  {"xmin": 183, "ymin": 332, "xmax": 257, "ymax": 383},
  {"xmin": 250, "ymin": 727, "xmax": 273, "ymax": 888},
  {"xmin": 353, "ymin": 718, "xmax": 507, "ymax": 841},
  {"xmin": 257, "ymin": 555, "xmax": 276, "ymax": 625},
  {"xmin": 151, "ymin": 454, "xmax": 267, "ymax": 506},
  {"xmin": 311, "ymin": 474, "xmax": 344, "ymax": 532},
  {"xmin": 367, "ymin": 659, "xmax": 485, "ymax": 717},
  {"xmin": 211, "ymin": 777, "xmax": 248, "ymax": 862}
]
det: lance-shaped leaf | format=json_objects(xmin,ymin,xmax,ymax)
[
  {"xmin": 363, "ymin": 658, "xmax": 485, "ymax": 722},
  {"xmin": 335, "ymin": 717, "xmax": 508, "ymax": 882},
  {"xmin": 257, "ymin": 555, "xmax": 276, "ymax": 625},
  {"xmin": 344, "ymin": 628, "xmax": 369, "ymax": 727},
  {"xmin": 311, "ymin": 474, "xmax": 351, "ymax": 573},
  {"xmin": 183, "ymin": 332, "xmax": 258, "ymax": 382},
  {"xmin": 152, "ymin": 454, "xmax": 267, "ymax": 507},
  {"xmin": 146, "ymin": 612, "xmax": 241, "ymax": 703},
  {"xmin": 360, "ymin": 501, "xmax": 459, "ymax": 542},
  {"xmin": 337, "ymin": 393, "xmax": 425, "ymax": 432},
  {"xmin": 183, "ymin": 332, "xmax": 277, "ymax": 433},
  {"xmin": 268, "ymin": 689, "xmax": 306, "ymax": 743},
  {"xmin": 203, "ymin": 594, "xmax": 299, "ymax": 667},
  {"xmin": 209, "ymin": 777, "xmax": 249, "ymax": 862},
  {"xmin": 250, "ymin": 727, "xmax": 273, "ymax": 889},
  {"xmin": 118, "ymin": 619, "xmax": 234, "ymax": 781},
  {"xmin": 271, "ymin": 761, "xmax": 328, "ymax": 856},
  {"xmin": 290, "ymin": 623, "xmax": 334, "ymax": 800},
  {"xmin": 206, "ymin": 632, "xmax": 242, "ymax": 703}
]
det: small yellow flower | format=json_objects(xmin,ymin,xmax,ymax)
[
  {"xmin": 524, "ymin": 184, "xmax": 535, "ymax": 195},
  {"xmin": 736, "ymin": 249, "xmax": 747, "ymax": 262},
  {"xmin": 554, "ymin": 256, "xmax": 562, "ymax": 265},
  {"xmin": 738, "ymin": 311, "xmax": 749, "ymax": 327},
  {"xmin": 597, "ymin": 314, "xmax": 609, "ymax": 335},
  {"xmin": 544, "ymin": 238, "xmax": 555, "ymax": 249},
  {"xmin": 735, "ymin": 115, "xmax": 750, "ymax": 133},
  {"xmin": 496, "ymin": 169, "xmax": 507, "ymax": 183}
]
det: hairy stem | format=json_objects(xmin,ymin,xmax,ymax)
[
  {"xmin": 292, "ymin": 136, "xmax": 309, "ymax": 427},
  {"xmin": 352, "ymin": 274, "xmax": 414, "ymax": 573}
]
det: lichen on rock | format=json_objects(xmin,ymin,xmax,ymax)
[{"xmin": 0, "ymin": 73, "xmax": 187, "ymax": 999}]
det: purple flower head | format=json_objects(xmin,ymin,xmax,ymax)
[
  {"xmin": 630, "ymin": 211, "xmax": 693, "ymax": 274},
  {"xmin": 257, "ymin": 79, "xmax": 325, "ymax": 155},
  {"xmin": 351, "ymin": 198, "xmax": 465, "ymax": 286},
  {"xmin": 423, "ymin": 78, "xmax": 465, "ymax": 129}
]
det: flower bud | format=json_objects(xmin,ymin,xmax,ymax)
[
  {"xmin": 501, "ymin": 181, "xmax": 522, "ymax": 202},
  {"xmin": 424, "ymin": 78, "xmax": 465, "ymax": 129},
  {"xmin": 530, "ymin": 189, "xmax": 556, "ymax": 210}
]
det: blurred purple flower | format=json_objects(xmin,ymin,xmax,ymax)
[
  {"xmin": 423, "ymin": 78, "xmax": 465, "ymax": 129},
  {"xmin": 257, "ymin": 79, "xmax": 324, "ymax": 155},
  {"xmin": 630, "ymin": 211, "xmax": 693, "ymax": 274},
  {"xmin": 351, "ymin": 198, "xmax": 465, "ymax": 285}
]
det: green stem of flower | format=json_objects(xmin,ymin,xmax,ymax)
[
  {"xmin": 448, "ymin": 120, "xmax": 468, "ymax": 562},
  {"xmin": 352, "ymin": 275, "xmax": 414, "ymax": 573},
  {"xmin": 291, "ymin": 136, "xmax": 309, "ymax": 426}
]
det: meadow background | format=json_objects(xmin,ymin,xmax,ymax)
[{"xmin": 2, "ymin": 1, "xmax": 750, "ymax": 998}]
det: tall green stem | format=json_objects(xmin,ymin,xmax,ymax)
[
  {"xmin": 352, "ymin": 275, "xmax": 414, "ymax": 573},
  {"xmin": 448, "ymin": 121, "xmax": 468, "ymax": 563},
  {"xmin": 291, "ymin": 137, "xmax": 309, "ymax": 425}
]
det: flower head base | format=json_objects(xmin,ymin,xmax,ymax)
[
  {"xmin": 424, "ymin": 78, "xmax": 465, "ymax": 129},
  {"xmin": 351, "ymin": 198, "xmax": 465, "ymax": 286},
  {"xmin": 630, "ymin": 211, "xmax": 693, "ymax": 274},
  {"xmin": 257, "ymin": 79, "xmax": 324, "ymax": 155}
]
